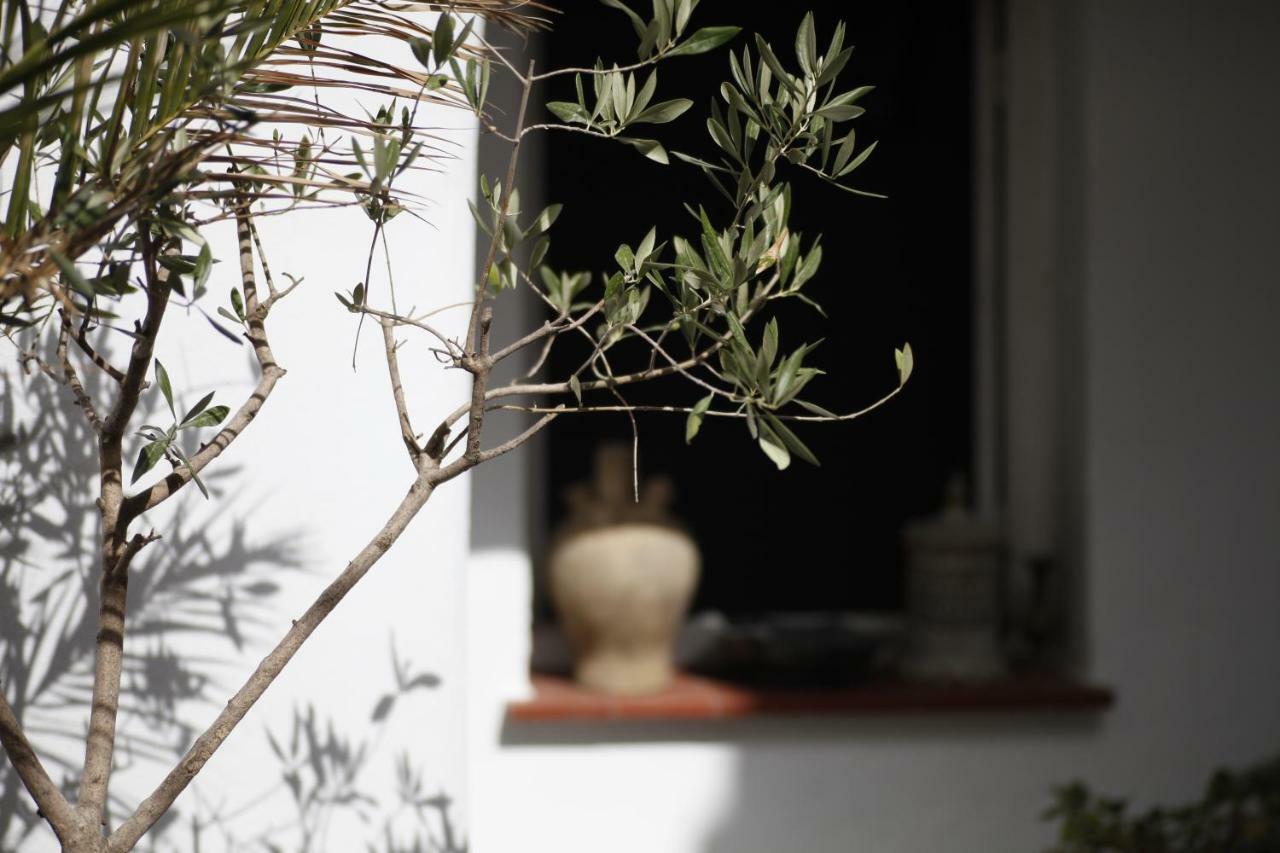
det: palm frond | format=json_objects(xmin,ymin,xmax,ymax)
[{"xmin": 0, "ymin": 0, "xmax": 548, "ymax": 322}]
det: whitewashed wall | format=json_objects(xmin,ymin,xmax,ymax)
[
  {"xmin": 467, "ymin": 2, "xmax": 1280, "ymax": 851},
  {"xmin": 1, "ymin": 18, "xmax": 481, "ymax": 850}
]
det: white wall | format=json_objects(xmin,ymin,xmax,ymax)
[
  {"xmin": 468, "ymin": 2, "xmax": 1280, "ymax": 851},
  {"xmin": 1, "ymin": 23, "xmax": 481, "ymax": 849}
]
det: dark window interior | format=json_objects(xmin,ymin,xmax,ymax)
[{"xmin": 539, "ymin": 0, "xmax": 974, "ymax": 618}]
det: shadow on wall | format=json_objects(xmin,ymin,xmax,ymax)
[
  {"xmin": 0, "ymin": 362, "xmax": 463, "ymax": 852},
  {"xmin": 696, "ymin": 717, "xmax": 1105, "ymax": 850},
  {"xmin": 501, "ymin": 714, "xmax": 1104, "ymax": 853}
]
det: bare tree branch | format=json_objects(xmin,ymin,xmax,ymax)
[
  {"xmin": 70, "ymin": 316, "xmax": 126, "ymax": 385},
  {"xmin": 106, "ymin": 470, "xmax": 439, "ymax": 853},
  {"xmin": 380, "ymin": 319, "xmax": 422, "ymax": 467},
  {"xmin": 79, "ymin": 232, "xmax": 175, "ymax": 829},
  {"xmin": 122, "ymin": 201, "xmax": 294, "ymax": 519},
  {"xmin": 57, "ymin": 314, "xmax": 103, "ymax": 431},
  {"xmin": 0, "ymin": 690, "xmax": 80, "ymax": 845}
]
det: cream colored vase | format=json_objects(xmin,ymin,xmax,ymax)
[
  {"xmin": 548, "ymin": 444, "xmax": 700, "ymax": 695},
  {"xmin": 550, "ymin": 524, "xmax": 699, "ymax": 695}
]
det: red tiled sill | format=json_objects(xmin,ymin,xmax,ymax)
[{"xmin": 506, "ymin": 672, "xmax": 1115, "ymax": 722}]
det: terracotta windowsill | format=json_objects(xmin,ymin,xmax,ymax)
[{"xmin": 506, "ymin": 672, "xmax": 1115, "ymax": 722}]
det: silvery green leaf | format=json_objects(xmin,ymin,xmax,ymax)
[
  {"xmin": 795, "ymin": 399, "xmax": 838, "ymax": 418},
  {"xmin": 633, "ymin": 71, "xmax": 656, "ymax": 117},
  {"xmin": 50, "ymin": 249, "xmax": 93, "ymax": 296},
  {"xmin": 547, "ymin": 101, "xmax": 590, "ymax": 124},
  {"xmin": 675, "ymin": 0, "xmax": 696, "ymax": 34},
  {"xmin": 154, "ymin": 359, "xmax": 175, "ymax": 416},
  {"xmin": 666, "ymin": 26, "xmax": 740, "ymax": 58},
  {"xmin": 791, "ymin": 243, "xmax": 823, "ymax": 291},
  {"xmin": 836, "ymin": 139, "xmax": 878, "ymax": 177},
  {"xmin": 621, "ymin": 137, "xmax": 669, "ymax": 164},
  {"xmin": 409, "ymin": 37, "xmax": 432, "ymax": 69},
  {"xmin": 758, "ymin": 429, "xmax": 790, "ymax": 470},
  {"xmin": 528, "ymin": 203, "xmax": 563, "ymax": 236},
  {"xmin": 131, "ymin": 438, "xmax": 170, "ymax": 484},
  {"xmin": 832, "ymin": 130, "xmax": 858, "ymax": 175},
  {"xmin": 755, "ymin": 35, "xmax": 802, "ymax": 96},
  {"xmin": 432, "ymin": 13, "xmax": 455, "ymax": 67},
  {"xmin": 634, "ymin": 98, "xmax": 692, "ymax": 125},
  {"xmin": 637, "ymin": 227, "xmax": 656, "ymax": 264},
  {"xmin": 686, "ymin": 393, "xmax": 713, "ymax": 443},
  {"xmin": 795, "ymin": 12, "xmax": 817, "ymax": 75},
  {"xmin": 529, "ymin": 236, "xmax": 550, "ymax": 270},
  {"xmin": 815, "ymin": 103, "xmax": 864, "ymax": 122},
  {"xmin": 895, "ymin": 343, "xmax": 914, "ymax": 385},
  {"xmin": 181, "ymin": 405, "xmax": 230, "ymax": 430},
  {"xmin": 763, "ymin": 412, "xmax": 819, "ymax": 466},
  {"xmin": 180, "ymin": 391, "xmax": 215, "ymax": 426},
  {"xmin": 816, "ymin": 46, "xmax": 853, "ymax": 88},
  {"xmin": 761, "ymin": 318, "xmax": 779, "ymax": 369}
]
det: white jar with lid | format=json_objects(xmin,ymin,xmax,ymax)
[{"xmin": 902, "ymin": 477, "xmax": 1006, "ymax": 681}]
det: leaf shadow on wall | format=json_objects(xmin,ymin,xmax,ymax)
[
  {"xmin": 0, "ymin": 363, "xmax": 303, "ymax": 850},
  {"xmin": 1, "ymin": 354, "xmax": 465, "ymax": 852}
]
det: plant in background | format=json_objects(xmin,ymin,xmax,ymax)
[
  {"xmin": 1044, "ymin": 756, "xmax": 1280, "ymax": 852},
  {"xmin": 0, "ymin": 1, "xmax": 909, "ymax": 850}
]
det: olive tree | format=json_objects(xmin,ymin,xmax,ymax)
[{"xmin": 0, "ymin": 0, "xmax": 910, "ymax": 849}]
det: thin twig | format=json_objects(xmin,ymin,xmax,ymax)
[
  {"xmin": 57, "ymin": 314, "xmax": 102, "ymax": 431},
  {"xmin": 380, "ymin": 319, "xmax": 422, "ymax": 467},
  {"xmin": 71, "ymin": 314, "xmax": 126, "ymax": 384},
  {"xmin": 123, "ymin": 201, "xmax": 294, "ymax": 518},
  {"xmin": 354, "ymin": 305, "xmax": 460, "ymax": 357},
  {"xmin": 492, "ymin": 381, "xmax": 905, "ymax": 423}
]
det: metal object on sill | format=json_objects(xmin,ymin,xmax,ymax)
[{"xmin": 902, "ymin": 475, "xmax": 1006, "ymax": 681}]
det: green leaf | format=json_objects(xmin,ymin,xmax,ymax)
[
  {"xmin": 528, "ymin": 203, "xmax": 563, "ymax": 236},
  {"xmin": 49, "ymin": 249, "xmax": 93, "ymax": 296},
  {"xmin": 755, "ymin": 35, "xmax": 802, "ymax": 96},
  {"xmin": 414, "ymin": 36, "xmax": 435, "ymax": 68},
  {"xmin": 758, "ymin": 428, "xmax": 790, "ymax": 470},
  {"xmin": 154, "ymin": 359, "xmax": 175, "ymax": 416},
  {"xmin": 180, "ymin": 391, "xmax": 215, "ymax": 426},
  {"xmin": 795, "ymin": 399, "xmax": 838, "ymax": 418},
  {"xmin": 760, "ymin": 318, "xmax": 779, "ymax": 369},
  {"xmin": 815, "ymin": 104, "xmax": 865, "ymax": 122},
  {"xmin": 633, "ymin": 98, "xmax": 692, "ymax": 125},
  {"xmin": 686, "ymin": 393, "xmax": 713, "ymax": 443},
  {"xmin": 836, "ymin": 139, "xmax": 878, "ymax": 177},
  {"xmin": 895, "ymin": 343, "xmax": 914, "ymax": 385},
  {"xmin": 432, "ymin": 13, "xmax": 455, "ymax": 66},
  {"xmin": 569, "ymin": 374, "xmax": 583, "ymax": 406},
  {"xmin": 529, "ymin": 236, "xmax": 550, "ymax": 269},
  {"xmin": 547, "ymin": 101, "xmax": 590, "ymax": 124},
  {"xmin": 615, "ymin": 243, "xmax": 636, "ymax": 271},
  {"xmin": 792, "ymin": 242, "xmax": 823, "ymax": 291},
  {"xmin": 636, "ymin": 227, "xmax": 656, "ymax": 264},
  {"xmin": 180, "ymin": 405, "xmax": 230, "ymax": 430},
  {"xmin": 131, "ymin": 438, "xmax": 171, "ymax": 484},
  {"xmin": 725, "ymin": 312, "xmax": 750, "ymax": 355},
  {"xmin": 667, "ymin": 26, "xmax": 741, "ymax": 58},
  {"xmin": 763, "ymin": 412, "xmax": 819, "ymax": 466},
  {"xmin": 621, "ymin": 137, "xmax": 669, "ymax": 164},
  {"xmin": 795, "ymin": 12, "xmax": 817, "ymax": 75}
]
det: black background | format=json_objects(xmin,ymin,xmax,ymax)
[{"xmin": 539, "ymin": 0, "xmax": 974, "ymax": 614}]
